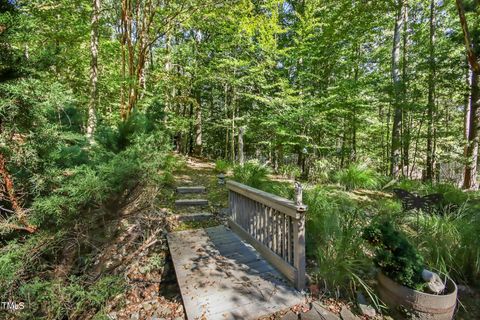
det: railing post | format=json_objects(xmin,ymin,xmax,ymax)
[
  {"xmin": 293, "ymin": 207, "xmax": 306, "ymax": 290},
  {"xmin": 293, "ymin": 182, "xmax": 307, "ymax": 290}
]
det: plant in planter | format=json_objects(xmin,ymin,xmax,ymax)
[{"xmin": 363, "ymin": 220, "xmax": 457, "ymax": 320}]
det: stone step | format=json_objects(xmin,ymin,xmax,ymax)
[
  {"xmin": 175, "ymin": 199, "xmax": 209, "ymax": 207},
  {"xmin": 176, "ymin": 186, "xmax": 206, "ymax": 194},
  {"xmin": 171, "ymin": 212, "xmax": 213, "ymax": 222}
]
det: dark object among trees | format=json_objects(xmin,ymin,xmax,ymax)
[{"xmin": 392, "ymin": 188, "xmax": 443, "ymax": 212}]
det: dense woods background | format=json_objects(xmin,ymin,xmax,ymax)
[
  {"xmin": 2, "ymin": 0, "xmax": 479, "ymax": 186},
  {"xmin": 1, "ymin": 0, "xmax": 479, "ymax": 319}
]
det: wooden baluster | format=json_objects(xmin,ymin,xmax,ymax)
[
  {"xmin": 286, "ymin": 217, "xmax": 292, "ymax": 264},
  {"xmin": 229, "ymin": 191, "xmax": 233, "ymax": 221},
  {"xmin": 242, "ymin": 194, "xmax": 246, "ymax": 229},
  {"xmin": 275, "ymin": 211, "xmax": 280, "ymax": 255},
  {"xmin": 272, "ymin": 210, "xmax": 278, "ymax": 253},
  {"xmin": 262, "ymin": 204, "xmax": 267, "ymax": 245},
  {"xmin": 247, "ymin": 197, "xmax": 251, "ymax": 231},
  {"xmin": 243, "ymin": 195, "xmax": 247, "ymax": 229},
  {"xmin": 281, "ymin": 214, "xmax": 285, "ymax": 257},
  {"xmin": 253, "ymin": 201, "xmax": 257, "ymax": 240},
  {"xmin": 268, "ymin": 208, "xmax": 273, "ymax": 249},
  {"xmin": 228, "ymin": 191, "xmax": 237, "ymax": 221},
  {"xmin": 255, "ymin": 201, "xmax": 260, "ymax": 240},
  {"xmin": 262, "ymin": 205, "xmax": 267, "ymax": 246},
  {"xmin": 245, "ymin": 196, "xmax": 249, "ymax": 230}
]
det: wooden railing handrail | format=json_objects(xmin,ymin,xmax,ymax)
[
  {"xmin": 226, "ymin": 180, "xmax": 305, "ymax": 219},
  {"xmin": 226, "ymin": 179, "xmax": 307, "ymax": 290}
]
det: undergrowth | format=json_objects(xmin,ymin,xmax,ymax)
[{"xmin": 0, "ymin": 77, "xmax": 178, "ymax": 319}]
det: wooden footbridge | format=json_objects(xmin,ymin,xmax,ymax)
[{"xmin": 168, "ymin": 180, "xmax": 307, "ymax": 320}]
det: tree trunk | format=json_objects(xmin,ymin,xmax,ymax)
[
  {"xmin": 456, "ymin": 0, "xmax": 480, "ymax": 189},
  {"xmin": 390, "ymin": 0, "xmax": 405, "ymax": 178},
  {"xmin": 0, "ymin": 154, "xmax": 36, "ymax": 233},
  {"xmin": 340, "ymin": 117, "xmax": 346, "ymax": 167},
  {"xmin": 401, "ymin": 1, "xmax": 409, "ymax": 176},
  {"xmin": 224, "ymin": 83, "xmax": 229, "ymax": 159},
  {"xmin": 119, "ymin": 0, "xmax": 156, "ymax": 120},
  {"xmin": 351, "ymin": 44, "xmax": 359, "ymax": 163},
  {"xmin": 194, "ymin": 91, "xmax": 203, "ymax": 156},
  {"xmin": 87, "ymin": 0, "xmax": 100, "ymax": 143},
  {"xmin": 230, "ymin": 86, "xmax": 236, "ymax": 163},
  {"xmin": 425, "ymin": 0, "xmax": 436, "ymax": 181},
  {"xmin": 463, "ymin": 71, "xmax": 480, "ymax": 189},
  {"xmin": 120, "ymin": 0, "xmax": 128, "ymax": 119},
  {"xmin": 238, "ymin": 126, "xmax": 245, "ymax": 165}
]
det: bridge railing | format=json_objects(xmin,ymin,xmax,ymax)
[{"xmin": 226, "ymin": 180, "xmax": 307, "ymax": 290}]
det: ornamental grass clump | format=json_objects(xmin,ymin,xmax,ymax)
[
  {"xmin": 335, "ymin": 163, "xmax": 379, "ymax": 190},
  {"xmin": 363, "ymin": 220, "xmax": 425, "ymax": 290},
  {"xmin": 232, "ymin": 160, "xmax": 270, "ymax": 189}
]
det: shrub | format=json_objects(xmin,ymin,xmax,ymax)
[
  {"xmin": 17, "ymin": 275, "xmax": 124, "ymax": 319},
  {"xmin": 309, "ymin": 158, "xmax": 334, "ymax": 183},
  {"xmin": 265, "ymin": 182, "xmax": 294, "ymax": 199},
  {"xmin": 214, "ymin": 159, "xmax": 231, "ymax": 174},
  {"xmin": 363, "ymin": 220, "xmax": 425, "ymax": 290},
  {"xmin": 394, "ymin": 179, "xmax": 424, "ymax": 192},
  {"xmin": 428, "ymin": 183, "xmax": 469, "ymax": 212},
  {"xmin": 232, "ymin": 160, "xmax": 270, "ymax": 189},
  {"xmin": 335, "ymin": 164, "xmax": 379, "ymax": 190},
  {"xmin": 278, "ymin": 164, "xmax": 301, "ymax": 179}
]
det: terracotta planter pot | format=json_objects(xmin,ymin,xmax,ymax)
[{"xmin": 377, "ymin": 272, "xmax": 457, "ymax": 320}]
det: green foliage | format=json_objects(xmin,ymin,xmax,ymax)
[
  {"xmin": 428, "ymin": 183, "xmax": 469, "ymax": 211},
  {"xmin": 393, "ymin": 179, "xmax": 425, "ymax": 192},
  {"xmin": 373, "ymin": 198, "xmax": 403, "ymax": 216},
  {"xmin": 399, "ymin": 207, "xmax": 480, "ymax": 286},
  {"xmin": 214, "ymin": 159, "xmax": 231, "ymax": 174},
  {"xmin": 265, "ymin": 181, "xmax": 294, "ymax": 199},
  {"xmin": 0, "ymin": 242, "xmax": 25, "ymax": 290},
  {"xmin": 278, "ymin": 164, "xmax": 301, "ymax": 179},
  {"xmin": 305, "ymin": 187, "xmax": 375, "ymax": 299},
  {"xmin": 139, "ymin": 254, "xmax": 166, "ymax": 274},
  {"xmin": 17, "ymin": 276, "xmax": 124, "ymax": 319},
  {"xmin": 334, "ymin": 164, "xmax": 379, "ymax": 191},
  {"xmin": 0, "ymin": 74, "xmax": 173, "ymax": 318},
  {"xmin": 1, "ymin": 0, "xmax": 479, "ymax": 317},
  {"xmin": 363, "ymin": 220, "xmax": 425, "ymax": 290},
  {"xmin": 308, "ymin": 159, "xmax": 335, "ymax": 184},
  {"xmin": 232, "ymin": 160, "xmax": 270, "ymax": 189}
]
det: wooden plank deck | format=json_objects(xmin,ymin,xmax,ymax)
[{"xmin": 167, "ymin": 225, "xmax": 305, "ymax": 320}]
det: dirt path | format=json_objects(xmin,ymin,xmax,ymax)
[{"xmin": 101, "ymin": 156, "xmax": 229, "ymax": 320}]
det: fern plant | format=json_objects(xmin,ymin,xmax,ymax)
[
  {"xmin": 232, "ymin": 160, "xmax": 270, "ymax": 189},
  {"xmin": 335, "ymin": 164, "xmax": 379, "ymax": 190},
  {"xmin": 214, "ymin": 159, "xmax": 231, "ymax": 174}
]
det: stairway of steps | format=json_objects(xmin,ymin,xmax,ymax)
[{"xmin": 173, "ymin": 185, "xmax": 212, "ymax": 222}]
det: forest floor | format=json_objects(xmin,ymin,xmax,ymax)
[{"xmin": 95, "ymin": 156, "xmax": 478, "ymax": 320}]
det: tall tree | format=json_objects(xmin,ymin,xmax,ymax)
[
  {"xmin": 456, "ymin": 0, "xmax": 480, "ymax": 189},
  {"xmin": 119, "ymin": 0, "xmax": 157, "ymax": 119},
  {"xmin": 86, "ymin": 0, "xmax": 100, "ymax": 143},
  {"xmin": 390, "ymin": 0, "xmax": 406, "ymax": 178},
  {"xmin": 425, "ymin": 0, "xmax": 436, "ymax": 181}
]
